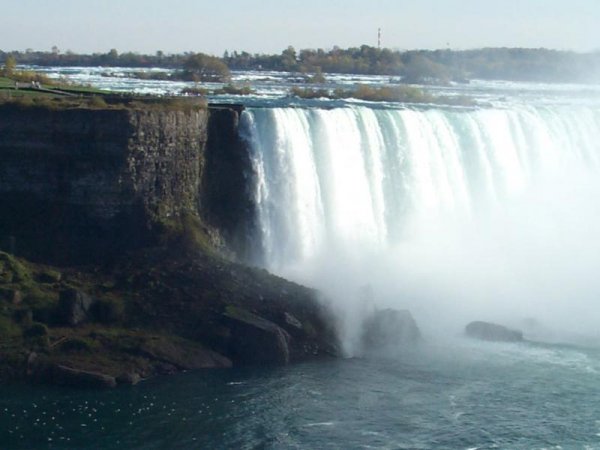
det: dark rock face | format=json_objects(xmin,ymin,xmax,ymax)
[
  {"xmin": 224, "ymin": 306, "xmax": 291, "ymax": 365},
  {"xmin": 465, "ymin": 321, "xmax": 524, "ymax": 342},
  {"xmin": 361, "ymin": 309, "xmax": 421, "ymax": 351},
  {"xmin": 0, "ymin": 105, "xmax": 257, "ymax": 264},
  {"xmin": 201, "ymin": 107, "xmax": 257, "ymax": 260},
  {"xmin": 57, "ymin": 289, "xmax": 96, "ymax": 326}
]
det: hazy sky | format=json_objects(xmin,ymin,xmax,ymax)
[{"xmin": 2, "ymin": 0, "xmax": 599, "ymax": 55}]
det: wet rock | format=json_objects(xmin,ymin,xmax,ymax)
[
  {"xmin": 465, "ymin": 321, "xmax": 523, "ymax": 342},
  {"xmin": 139, "ymin": 337, "xmax": 232, "ymax": 370},
  {"xmin": 284, "ymin": 312, "xmax": 302, "ymax": 329},
  {"xmin": 361, "ymin": 308, "xmax": 421, "ymax": 350},
  {"xmin": 26, "ymin": 352, "xmax": 38, "ymax": 376},
  {"xmin": 224, "ymin": 306, "xmax": 291, "ymax": 365},
  {"xmin": 116, "ymin": 372, "xmax": 142, "ymax": 386},
  {"xmin": 155, "ymin": 362, "xmax": 178, "ymax": 375},
  {"xmin": 57, "ymin": 289, "xmax": 96, "ymax": 326},
  {"xmin": 44, "ymin": 364, "xmax": 117, "ymax": 388}
]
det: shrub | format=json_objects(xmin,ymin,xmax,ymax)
[
  {"xmin": 181, "ymin": 87, "xmax": 208, "ymax": 96},
  {"xmin": 1, "ymin": 55, "xmax": 16, "ymax": 76},
  {"xmin": 88, "ymin": 96, "xmax": 108, "ymax": 108},
  {"xmin": 181, "ymin": 53, "xmax": 231, "ymax": 82},
  {"xmin": 290, "ymin": 87, "xmax": 330, "ymax": 99},
  {"xmin": 219, "ymin": 84, "xmax": 254, "ymax": 95},
  {"xmin": 290, "ymin": 84, "xmax": 475, "ymax": 106},
  {"xmin": 306, "ymin": 68, "xmax": 326, "ymax": 84}
]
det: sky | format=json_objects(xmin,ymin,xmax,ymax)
[{"xmin": 1, "ymin": 0, "xmax": 599, "ymax": 55}]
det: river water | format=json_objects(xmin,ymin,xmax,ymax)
[
  {"xmin": 3, "ymin": 67, "xmax": 600, "ymax": 449},
  {"xmin": 2, "ymin": 338, "xmax": 600, "ymax": 449}
]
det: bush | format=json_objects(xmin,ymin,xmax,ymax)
[
  {"xmin": 10, "ymin": 70, "xmax": 56, "ymax": 86},
  {"xmin": 290, "ymin": 87, "xmax": 330, "ymax": 99},
  {"xmin": 181, "ymin": 53, "xmax": 231, "ymax": 82},
  {"xmin": 1, "ymin": 55, "xmax": 17, "ymax": 77},
  {"xmin": 219, "ymin": 84, "xmax": 254, "ymax": 95},
  {"xmin": 88, "ymin": 96, "xmax": 108, "ymax": 108},
  {"xmin": 181, "ymin": 87, "xmax": 208, "ymax": 96},
  {"xmin": 306, "ymin": 68, "xmax": 326, "ymax": 84},
  {"xmin": 290, "ymin": 84, "xmax": 475, "ymax": 106}
]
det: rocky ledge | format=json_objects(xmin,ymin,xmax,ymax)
[
  {"xmin": 0, "ymin": 101, "xmax": 341, "ymax": 387},
  {"xmin": 465, "ymin": 321, "xmax": 524, "ymax": 343},
  {"xmin": 0, "ymin": 238, "xmax": 340, "ymax": 387}
]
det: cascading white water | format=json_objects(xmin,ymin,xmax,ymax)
[{"xmin": 241, "ymin": 104, "xmax": 600, "ymax": 351}]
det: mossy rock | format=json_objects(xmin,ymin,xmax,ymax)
[
  {"xmin": 24, "ymin": 286, "xmax": 58, "ymax": 305},
  {"xmin": 34, "ymin": 269, "xmax": 62, "ymax": 284},
  {"xmin": 0, "ymin": 252, "xmax": 32, "ymax": 285},
  {"xmin": 23, "ymin": 288, "xmax": 59, "ymax": 325},
  {"xmin": 157, "ymin": 213, "xmax": 220, "ymax": 256}
]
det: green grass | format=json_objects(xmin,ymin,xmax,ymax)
[
  {"xmin": 0, "ymin": 77, "xmax": 14, "ymax": 88},
  {"xmin": 0, "ymin": 71, "xmax": 114, "ymax": 105}
]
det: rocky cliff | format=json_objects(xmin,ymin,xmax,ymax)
[
  {"xmin": 0, "ymin": 103, "xmax": 255, "ymax": 264},
  {"xmin": 0, "ymin": 102, "xmax": 340, "ymax": 386}
]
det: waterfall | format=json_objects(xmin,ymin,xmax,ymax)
[{"xmin": 241, "ymin": 104, "xmax": 600, "ymax": 348}]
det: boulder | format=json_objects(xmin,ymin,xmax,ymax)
[
  {"xmin": 138, "ymin": 337, "xmax": 232, "ymax": 370},
  {"xmin": 57, "ymin": 289, "xmax": 96, "ymax": 326},
  {"xmin": 224, "ymin": 306, "xmax": 291, "ymax": 365},
  {"xmin": 465, "ymin": 321, "xmax": 523, "ymax": 342},
  {"xmin": 283, "ymin": 312, "xmax": 302, "ymax": 330},
  {"xmin": 361, "ymin": 308, "xmax": 421, "ymax": 350}
]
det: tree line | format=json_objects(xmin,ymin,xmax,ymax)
[{"xmin": 3, "ymin": 46, "xmax": 600, "ymax": 84}]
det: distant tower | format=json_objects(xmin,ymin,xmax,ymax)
[{"xmin": 378, "ymin": 28, "xmax": 382, "ymax": 49}]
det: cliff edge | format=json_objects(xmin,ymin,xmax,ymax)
[{"xmin": 0, "ymin": 101, "xmax": 340, "ymax": 387}]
